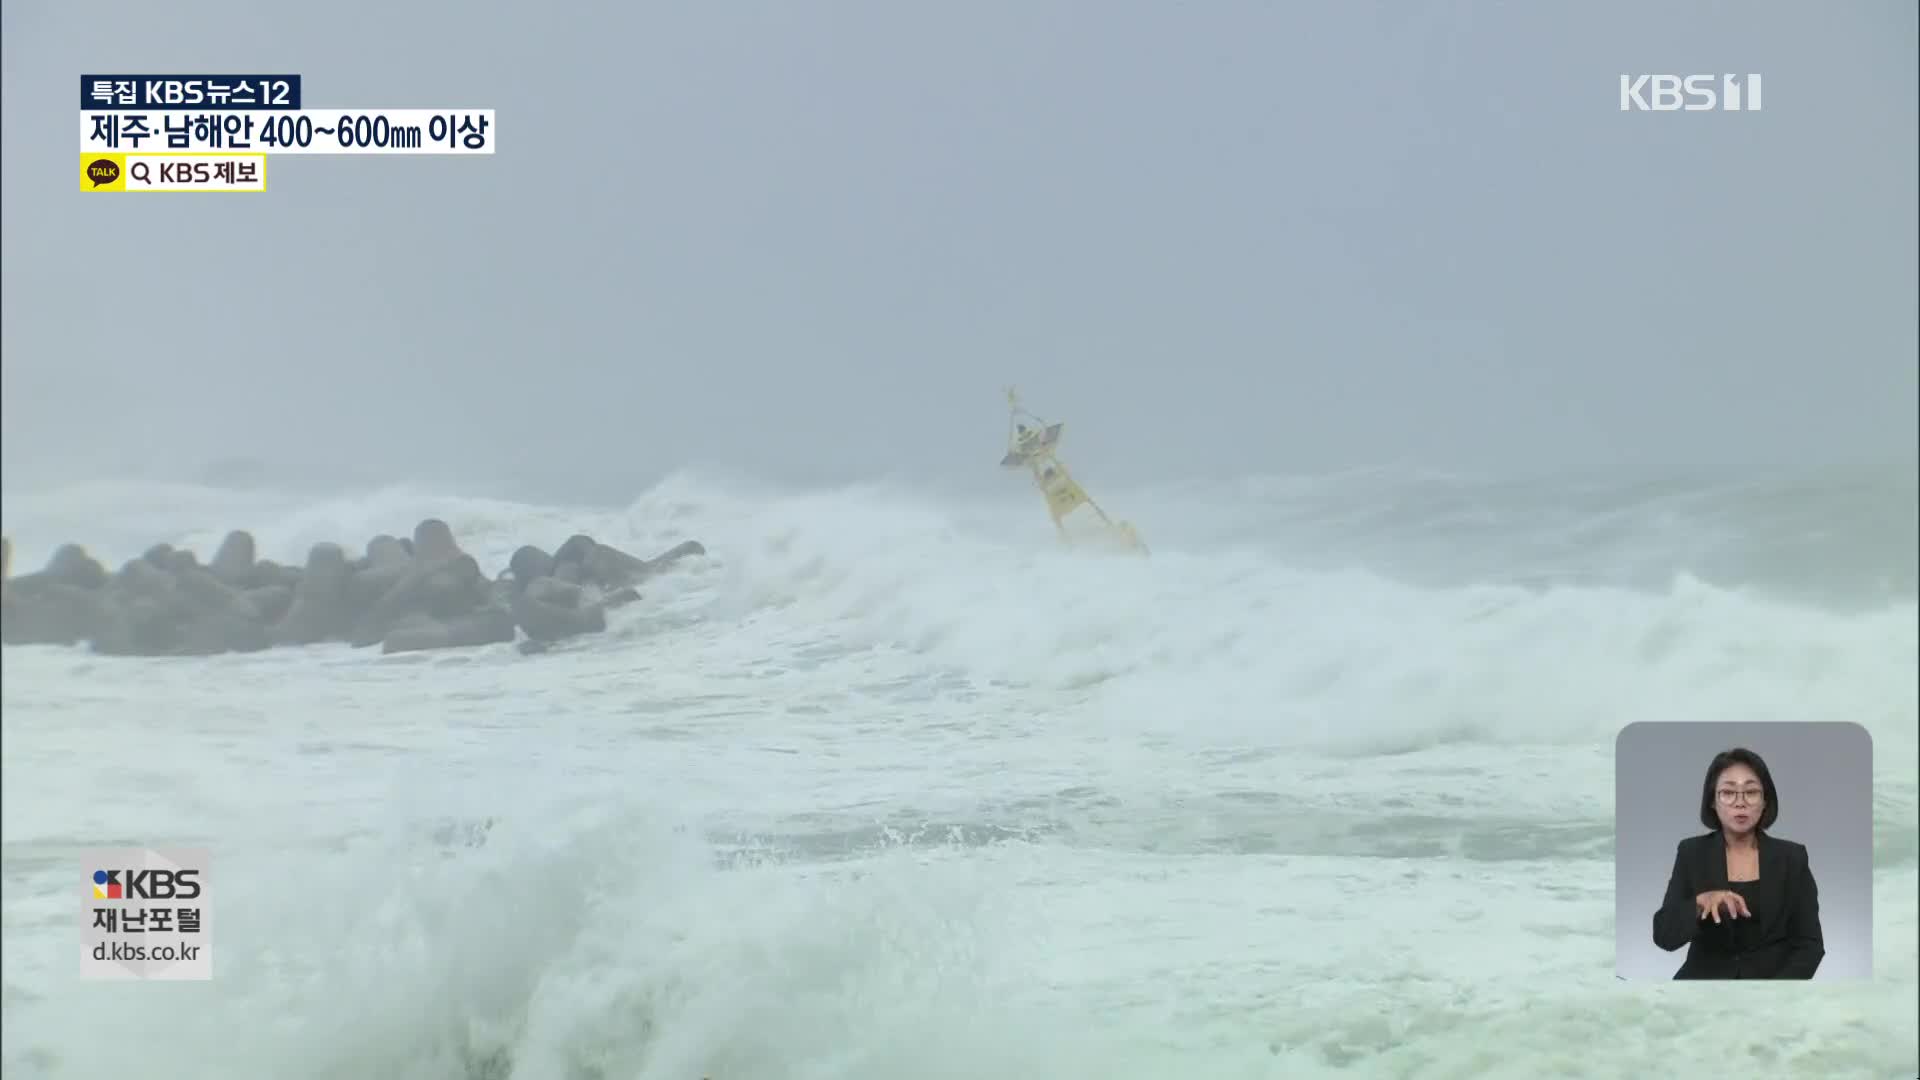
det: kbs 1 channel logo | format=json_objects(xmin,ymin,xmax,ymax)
[
  {"xmin": 82, "ymin": 847, "xmax": 212, "ymax": 980},
  {"xmin": 78, "ymin": 73, "xmax": 495, "ymax": 194},
  {"xmin": 1619, "ymin": 73, "xmax": 1763, "ymax": 112}
]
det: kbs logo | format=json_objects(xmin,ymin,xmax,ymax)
[
  {"xmin": 1620, "ymin": 74, "xmax": 1763, "ymax": 112},
  {"xmin": 82, "ymin": 846, "xmax": 212, "ymax": 980},
  {"xmin": 91, "ymin": 867, "xmax": 202, "ymax": 900}
]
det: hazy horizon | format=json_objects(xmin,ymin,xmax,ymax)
[{"xmin": 4, "ymin": 2, "xmax": 1915, "ymax": 504}]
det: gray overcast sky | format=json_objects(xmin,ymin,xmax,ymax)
[{"xmin": 2, "ymin": 1, "xmax": 1914, "ymax": 501}]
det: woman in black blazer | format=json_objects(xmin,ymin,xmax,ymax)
[{"xmin": 1652, "ymin": 746, "xmax": 1825, "ymax": 979}]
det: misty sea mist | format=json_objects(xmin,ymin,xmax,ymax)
[{"xmin": 2, "ymin": 462, "xmax": 1915, "ymax": 1079}]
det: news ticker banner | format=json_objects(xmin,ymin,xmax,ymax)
[
  {"xmin": 83, "ymin": 846, "xmax": 211, "ymax": 980},
  {"xmin": 79, "ymin": 74, "xmax": 493, "ymax": 193}
]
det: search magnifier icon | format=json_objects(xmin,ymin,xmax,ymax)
[{"xmin": 130, "ymin": 162, "xmax": 151, "ymax": 185}]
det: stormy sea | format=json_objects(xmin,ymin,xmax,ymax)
[{"xmin": 2, "ymin": 463, "xmax": 1915, "ymax": 1079}]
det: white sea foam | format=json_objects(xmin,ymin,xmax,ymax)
[{"xmin": 3, "ymin": 467, "xmax": 1915, "ymax": 1078}]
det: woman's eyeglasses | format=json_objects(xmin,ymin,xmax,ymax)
[{"xmin": 1716, "ymin": 788, "xmax": 1765, "ymax": 806}]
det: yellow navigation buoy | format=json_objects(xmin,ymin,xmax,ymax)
[{"xmin": 999, "ymin": 387, "xmax": 1148, "ymax": 556}]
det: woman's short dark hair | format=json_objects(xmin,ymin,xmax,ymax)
[{"xmin": 1698, "ymin": 747, "xmax": 1779, "ymax": 831}]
